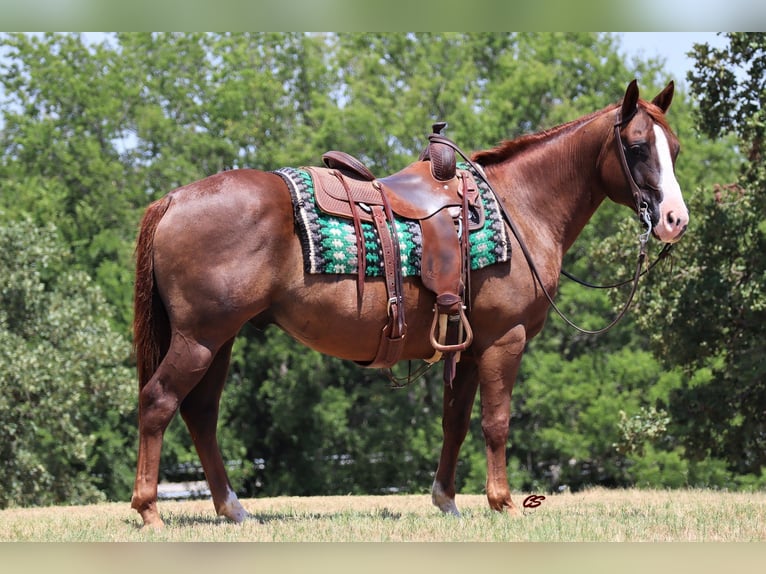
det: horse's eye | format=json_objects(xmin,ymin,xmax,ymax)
[{"xmin": 630, "ymin": 144, "xmax": 647, "ymax": 159}]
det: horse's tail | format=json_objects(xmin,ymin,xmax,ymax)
[{"xmin": 133, "ymin": 195, "xmax": 173, "ymax": 388}]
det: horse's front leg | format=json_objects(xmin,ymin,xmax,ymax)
[
  {"xmin": 432, "ymin": 357, "xmax": 479, "ymax": 516},
  {"xmin": 477, "ymin": 325, "xmax": 526, "ymax": 514}
]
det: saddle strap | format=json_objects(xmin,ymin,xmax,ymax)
[
  {"xmin": 364, "ymin": 196, "xmax": 407, "ymax": 369},
  {"xmin": 334, "ymin": 170, "xmax": 367, "ymax": 298},
  {"xmin": 459, "ymin": 171, "xmax": 472, "ymax": 309}
]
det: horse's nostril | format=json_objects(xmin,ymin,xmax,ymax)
[{"xmin": 666, "ymin": 211, "xmax": 682, "ymax": 227}]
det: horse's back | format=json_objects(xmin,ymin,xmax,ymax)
[
  {"xmin": 163, "ymin": 168, "xmax": 288, "ymax": 212},
  {"xmin": 155, "ymin": 169, "xmax": 296, "ymax": 259}
]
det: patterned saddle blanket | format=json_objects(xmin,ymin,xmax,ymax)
[{"xmin": 274, "ymin": 163, "xmax": 510, "ymax": 277}]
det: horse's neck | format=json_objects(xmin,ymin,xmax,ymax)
[{"xmin": 487, "ymin": 114, "xmax": 611, "ymax": 257}]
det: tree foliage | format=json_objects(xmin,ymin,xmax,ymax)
[
  {"xmin": 635, "ymin": 33, "xmax": 766, "ymax": 482},
  {"xmin": 0, "ymin": 214, "xmax": 135, "ymax": 507},
  {"xmin": 0, "ymin": 32, "xmax": 757, "ymax": 507}
]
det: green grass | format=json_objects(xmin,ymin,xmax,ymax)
[{"xmin": 1, "ymin": 488, "xmax": 765, "ymax": 542}]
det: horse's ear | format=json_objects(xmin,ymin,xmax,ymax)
[
  {"xmin": 621, "ymin": 79, "xmax": 639, "ymax": 123},
  {"xmin": 651, "ymin": 81, "xmax": 675, "ymax": 113}
]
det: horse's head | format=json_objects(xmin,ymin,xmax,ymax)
[{"xmin": 603, "ymin": 80, "xmax": 689, "ymax": 244}]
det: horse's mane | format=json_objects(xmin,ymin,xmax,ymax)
[{"xmin": 471, "ymin": 100, "xmax": 672, "ymax": 166}]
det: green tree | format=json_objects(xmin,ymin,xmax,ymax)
[
  {"xmin": 635, "ymin": 32, "xmax": 766, "ymax": 481},
  {"xmin": 0, "ymin": 33, "xmax": 143, "ymax": 329},
  {"xmin": 0, "ymin": 214, "xmax": 135, "ymax": 507}
]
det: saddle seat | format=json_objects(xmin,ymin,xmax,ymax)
[
  {"xmin": 305, "ymin": 124, "xmax": 480, "ymax": 378},
  {"xmin": 317, "ymin": 121, "xmax": 482, "ymax": 226},
  {"xmin": 316, "ymin": 152, "xmax": 484, "ymax": 226}
]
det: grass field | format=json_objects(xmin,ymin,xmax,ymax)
[{"xmin": 1, "ymin": 487, "xmax": 765, "ymax": 542}]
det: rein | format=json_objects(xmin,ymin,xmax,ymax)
[
  {"xmin": 428, "ymin": 111, "xmax": 672, "ymax": 336},
  {"xmin": 561, "ymin": 242, "xmax": 673, "ymax": 290}
]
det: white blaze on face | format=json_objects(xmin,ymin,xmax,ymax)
[{"xmin": 653, "ymin": 124, "xmax": 689, "ymax": 243}]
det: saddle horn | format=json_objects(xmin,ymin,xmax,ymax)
[{"xmin": 420, "ymin": 121, "xmax": 457, "ymax": 181}]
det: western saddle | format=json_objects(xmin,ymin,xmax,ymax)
[{"xmin": 306, "ymin": 123, "xmax": 483, "ymax": 377}]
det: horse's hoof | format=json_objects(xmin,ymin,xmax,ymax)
[
  {"xmin": 140, "ymin": 516, "xmax": 165, "ymax": 529},
  {"xmin": 438, "ymin": 501, "xmax": 461, "ymax": 517},
  {"xmin": 506, "ymin": 504, "xmax": 521, "ymax": 517},
  {"xmin": 493, "ymin": 501, "xmax": 522, "ymax": 516},
  {"xmin": 136, "ymin": 505, "xmax": 165, "ymax": 529},
  {"xmin": 222, "ymin": 507, "xmax": 249, "ymax": 523},
  {"xmin": 218, "ymin": 490, "xmax": 249, "ymax": 523},
  {"xmin": 432, "ymin": 482, "xmax": 462, "ymax": 517}
]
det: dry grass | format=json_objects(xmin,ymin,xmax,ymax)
[{"xmin": 1, "ymin": 488, "xmax": 765, "ymax": 543}]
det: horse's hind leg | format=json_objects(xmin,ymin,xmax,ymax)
[
  {"xmin": 432, "ymin": 358, "xmax": 479, "ymax": 516},
  {"xmin": 131, "ymin": 332, "xmax": 216, "ymax": 528},
  {"xmin": 179, "ymin": 338, "xmax": 247, "ymax": 523}
]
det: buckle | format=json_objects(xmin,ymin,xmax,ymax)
[{"xmin": 386, "ymin": 296, "xmax": 398, "ymax": 317}]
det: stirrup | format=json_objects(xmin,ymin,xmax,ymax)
[
  {"xmin": 429, "ymin": 305, "xmax": 473, "ymax": 354},
  {"xmin": 425, "ymin": 314, "xmax": 448, "ymax": 364}
]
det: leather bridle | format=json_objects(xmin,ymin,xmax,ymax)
[{"xmin": 613, "ymin": 108, "xmax": 654, "ymax": 243}]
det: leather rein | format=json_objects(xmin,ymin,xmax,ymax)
[{"xmin": 429, "ymin": 109, "xmax": 674, "ymax": 336}]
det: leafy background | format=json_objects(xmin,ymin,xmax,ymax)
[{"xmin": 1, "ymin": 32, "xmax": 764, "ymax": 508}]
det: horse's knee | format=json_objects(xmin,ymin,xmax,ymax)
[
  {"xmin": 179, "ymin": 370, "xmax": 225, "ymax": 422},
  {"xmin": 481, "ymin": 422, "xmax": 509, "ymax": 455},
  {"xmin": 179, "ymin": 373, "xmax": 226, "ymax": 437},
  {"xmin": 140, "ymin": 338, "xmax": 216, "ymax": 417},
  {"xmin": 179, "ymin": 391, "xmax": 217, "ymax": 421}
]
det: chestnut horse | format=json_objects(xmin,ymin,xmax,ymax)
[{"xmin": 131, "ymin": 80, "xmax": 688, "ymax": 527}]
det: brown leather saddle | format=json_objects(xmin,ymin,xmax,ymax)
[{"xmin": 306, "ymin": 123, "xmax": 481, "ymax": 374}]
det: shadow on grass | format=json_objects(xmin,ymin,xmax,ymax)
[
  {"xmin": 246, "ymin": 507, "xmax": 404, "ymax": 524},
  {"xmin": 124, "ymin": 507, "xmax": 405, "ymax": 529}
]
